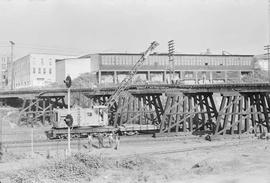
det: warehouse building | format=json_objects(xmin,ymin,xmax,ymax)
[
  {"xmin": 13, "ymin": 53, "xmax": 75, "ymax": 89},
  {"xmin": 80, "ymin": 53, "xmax": 255, "ymax": 85}
]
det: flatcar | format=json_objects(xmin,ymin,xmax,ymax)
[{"xmin": 45, "ymin": 105, "xmax": 159, "ymax": 139}]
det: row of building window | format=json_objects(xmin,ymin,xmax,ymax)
[
  {"xmin": 101, "ymin": 56, "xmax": 252, "ymax": 66},
  {"xmin": 100, "ymin": 70, "xmax": 250, "ymax": 83},
  {"xmin": 33, "ymin": 67, "xmax": 52, "ymax": 74},
  {"xmin": 15, "ymin": 81, "xmax": 30, "ymax": 87},
  {"xmin": 32, "ymin": 58, "xmax": 53, "ymax": 66},
  {"xmin": 32, "ymin": 60, "xmax": 52, "ymax": 66},
  {"xmin": 1, "ymin": 57, "xmax": 10, "ymax": 62}
]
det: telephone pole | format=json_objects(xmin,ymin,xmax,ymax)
[{"xmin": 168, "ymin": 40, "xmax": 175, "ymax": 84}]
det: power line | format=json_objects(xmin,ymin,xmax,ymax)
[{"xmin": 0, "ymin": 42, "xmax": 87, "ymax": 54}]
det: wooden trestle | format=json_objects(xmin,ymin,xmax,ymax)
[
  {"xmin": 18, "ymin": 96, "xmax": 67, "ymax": 126},
  {"xmin": 214, "ymin": 92, "xmax": 270, "ymax": 135},
  {"xmin": 13, "ymin": 90, "xmax": 270, "ymax": 136},
  {"xmin": 159, "ymin": 92, "xmax": 218, "ymax": 133}
]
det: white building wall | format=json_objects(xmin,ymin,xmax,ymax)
[
  {"xmin": 13, "ymin": 55, "xmax": 30, "ymax": 89},
  {"xmin": 89, "ymin": 54, "xmax": 100, "ymax": 72},
  {"xmin": 56, "ymin": 58, "xmax": 91, "ymax": 84},
  {"xmin": 0, "ymin": 55, "xmax": 10, "ymax": 89},
  {"xmin": 56, "ymin": 60, "xmax": 66, "ymax": 85}
]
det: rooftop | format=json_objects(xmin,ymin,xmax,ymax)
[{"xmin": 80, "ymin": 53, "xmax": 254, "ymax": 59}]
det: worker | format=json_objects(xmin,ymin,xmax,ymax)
[
  {"xmin": 108, "ymin": 133, "xmax": 114, "ymax": 148},
  {"xmin": 97, "ymin": 133, "xmax": 104, "ymax": 148},
  {"xmin": 114, "ymin": 134, "xmax": 120, "ymax": 150},
  {"xmin": 87, "ymin": 134, "xmax": 93, "ymax": 151}
]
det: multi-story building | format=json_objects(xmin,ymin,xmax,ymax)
[
  {"xmin": 80, "ymin": 53, "xmax": 255, "ymax": 85},
  {"xmin": 55, "ymin": 58, "xmax": 91, "ymax": 85},
  {"xmin": 0, "ymin": 55, "xmax": 11, "ymax": 89},
  {"xmin": 13, "ymin": 53, "xmax": 75, "ymax": 89}
]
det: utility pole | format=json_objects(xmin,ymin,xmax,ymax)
[
  {"xmin": 168, "ymin": 40, "xmax": 175, "ymax": 84},
  {"xmin": 264, "ymin": 45, "xmax": 270, "ymax": 82},
  {"xmin": 9, "ymin": 41, "xmax": 15, "ymax": 90}
]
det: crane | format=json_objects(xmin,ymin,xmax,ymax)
[{"xmin": 105, "ymin": 41, "xmax": 159, "ymax": 108}]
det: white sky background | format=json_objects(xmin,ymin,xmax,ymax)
[{"xmin": 0, "ymin": 0, "xmax": 268, "ymax": 59}]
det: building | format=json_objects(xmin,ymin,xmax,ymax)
[
  {"xmin": 56, "ymin": 58, "xmax": 91, "ymax": 85},
  {"xmin": 80, "ymin": 53, "xmax": 255, "ymax": 85},
  {"xmin": 13, "ymin": 53, "xmax": 75, "ymax": 89},
  {"xmin": 0, "ymin": 54, "xmax": 11, "ymax": 89}
]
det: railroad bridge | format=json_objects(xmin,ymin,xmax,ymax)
[{"xmin": 1, "ymin": 83, "xmax": 270, "ymax": 135}]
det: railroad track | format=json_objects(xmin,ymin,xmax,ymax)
[
  {"xmin": 120, "ymin": 137, "xmax": 261, "ymax": 159},
  {"xmin": 2, "ymin": 133, "xmax": 256, "ymax": 156}
]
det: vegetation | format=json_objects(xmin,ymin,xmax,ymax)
[
  {"xmin": 9, "ymin": 153, "xmax": 159, "ymax": 183},
  {"xmin": 242, "ymin": 68, "xmax": 268, "ymax": 83}
]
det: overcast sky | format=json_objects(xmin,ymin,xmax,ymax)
[{"xmin": 0, "ymin": 0, "xmax": 268, "ymax": 59}]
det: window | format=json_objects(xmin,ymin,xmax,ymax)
[
  {"xmin": 41, "ymin": 59, "xmax": 44, "ymax": 65},
  {"xmin": 38, "ymin": 68, "xmax": 41, "ymax": 74},
  {"xmin": 49, "ymin": 68, "xmax": 52, "ymax": 74},
  {"xmin": 33, "ymin": 68, "xmax": 36, "ymax": 74},
  {"xmin": 43, "ymin": 68, "xmax": 46, "ymax": 74}
]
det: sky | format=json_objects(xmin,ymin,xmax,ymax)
[{"xmin": 0, "ymin": 0, "xmax": 268, "ymax": 59}]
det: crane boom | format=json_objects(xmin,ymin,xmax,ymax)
[{"xmin": 106, "ymin": 41, "xmax": 159, "ymax": 108}]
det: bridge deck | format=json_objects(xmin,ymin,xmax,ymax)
[{"xmin": 0, "ymin": 83, "xmax": 270, "ymax": 98}]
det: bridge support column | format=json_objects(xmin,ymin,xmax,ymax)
[
  {"xmin": 159, "ymin": 92, "xmax": 218, "ymax": 134},
  {"xmin": 214, "ymin": 92, "xmax": 270, "ymax": 135}
]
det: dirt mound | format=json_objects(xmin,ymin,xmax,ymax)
[{"xmin": 9, "ymin": 153, "xmax": 111, "ymax": 183}]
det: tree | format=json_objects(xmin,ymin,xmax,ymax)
[{"xmin": 71, "ymin": 72, "xmax": 98, "ymax": 88}]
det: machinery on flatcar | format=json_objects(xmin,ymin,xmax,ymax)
[{"xmin": 46, "ymin": 41, "xmax": 159, "ymax": 139}]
